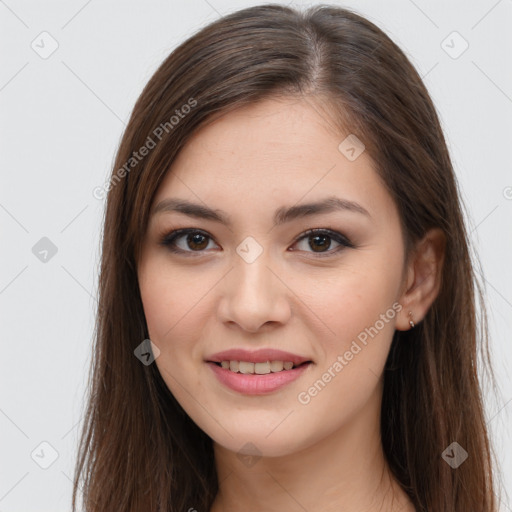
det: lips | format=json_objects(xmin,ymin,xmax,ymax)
[
  {"xmin": 207, "ymin": 359, "xmax": 312, "ymax": 394},
  {"xmin": 206, "ymin": 348, "xmax": 312, "ymax": 367}
]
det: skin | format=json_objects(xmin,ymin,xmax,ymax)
[{"xmin": 137, "ymin": 96, "xmax": 445, "ymax": 512}]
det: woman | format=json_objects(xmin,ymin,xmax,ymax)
[{"xmin": 72, "ymin": 4, "xmax": 500, "ymax": 511}]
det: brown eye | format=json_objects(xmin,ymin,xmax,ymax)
[
  {"xmin": 184, "ymin": 232, "xmax": 209, "ymax": 251},
  {"xmin": 160, "ymin": 229, "xmax": 217, "ymax": 255},
  {"xmin": 307, "ymin": 233, "xmax": 331, "ymax": 252},
  {"xmin": 291, "ymin": 229, "xmax": 354, "ymax": 257},
  {"xmin": 160, "ymin": 227, "xmax": 354, "ymax": 258}
]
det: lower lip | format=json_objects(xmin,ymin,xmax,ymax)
[{"xmin": 207, "ymin": 361, "xmax": 312, "ymax": 395}]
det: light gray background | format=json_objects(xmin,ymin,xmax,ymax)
[{"xmin": 1, "ymin": 1, "xmax": 511, "ymax": 510}]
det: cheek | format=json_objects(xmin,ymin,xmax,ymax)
[
  {"xmin": 138, "ymin": 258, "xmax": 220, "ymax": 382},
  {"xmin": 139, "ymin": 276, "xmax": 175, "ymax": 343},
  {"xmin": 294, "ymin": 269, "xmax": 399, "ymax": 427},
  {"xmin": 293, "ymin": 260, "xmax": 402, "ymax": 419},
  {"xmin": 138, "ymin": 263, "xmax": 202, "ymax": 394},
  {"xmin": 139, "ymin": 257, "xmax": 199, "ymax": 342},
  {"xmin": 300, "ymin": 263, "xmax": 400, "ymax": 351}
]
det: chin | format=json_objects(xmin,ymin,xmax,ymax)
[{"xmin": 209, "ymin": 425, "xmax": 311, "ymax": 459}]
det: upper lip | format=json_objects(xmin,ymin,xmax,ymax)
[{"xmin": 206, "ymin": 348, "xmax": 312, "ymax": 366}]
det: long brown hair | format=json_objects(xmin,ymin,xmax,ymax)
[{"xmin": 72, "ymin": 4, "xmax": 502, "ymax": 511}]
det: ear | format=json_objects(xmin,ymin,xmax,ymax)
[{"xmin": 396, "ymin": 227, "xmax": 446, "ymax": 331}]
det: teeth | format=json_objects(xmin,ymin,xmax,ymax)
[
  {"xmin": 255, "ymin": 362, "xmax": 270, "ymax": 374},
  {"xmin": 270, "ymin": 360, "xmax": 284, "ymax": 372},
  {"xmin": 239, "ymin": 361, "xmax": 254, "ymax": 374},
  {"xmin": 218, "ymin": 360, "xmax": 298, "ymax": 374}
]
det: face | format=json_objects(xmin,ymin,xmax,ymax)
[{"xmin": 137, "ymin": 96, "xmax": 408, "ymax": 457}]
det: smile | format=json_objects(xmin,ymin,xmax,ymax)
[
  {"xmin": 207, "ymin": 360, "xmax": 312, "ymax": 395},
  {"xmin": 216, "ymin": 360, "xmax": 305, "ymax": 374}
]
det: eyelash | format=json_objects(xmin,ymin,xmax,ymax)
[{"xmin": 158, "ymin": 227, "xmax": 355, "ymax": 258}]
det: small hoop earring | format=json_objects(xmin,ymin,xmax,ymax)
[{"xmin": 408, "ymin": 311, "xmax": 415, "ymax": 329}]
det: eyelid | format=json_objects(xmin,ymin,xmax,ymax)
[{"xmin": 159, "ymin": 227, "xmax": 355, "ymax": 257}]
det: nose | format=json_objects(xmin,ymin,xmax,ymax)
[{"xmin": 217, "ymin": 253, "xmax": 292, "ymax": 333}]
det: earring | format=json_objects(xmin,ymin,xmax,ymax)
[{"xmin": 408, "ymin": 311, "xmax": 415, "ymax": 329}]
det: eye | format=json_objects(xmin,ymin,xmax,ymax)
[
  {"xmin": 291, "ymin": 228, "xmax": 355, "ymax": 257},
  {"xmin": 160, "ymin": 228, "xmax": 218, "ymax": 256},
  {"xmin": 159, "ymin": 227, "xmax": 354, "ymax": 257}
]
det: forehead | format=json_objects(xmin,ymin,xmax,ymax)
[
  {"xmin": 152, "ymin": 97, "xmax": 396, "ymax": 225},
  {"xmin": 176, "ymin": 96, "xmax": 345, "ymax": 168}
]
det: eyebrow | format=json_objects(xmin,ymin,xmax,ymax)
[{"xmin": 151, "ymin": 195, "xmax": 371, "ymax": 226}]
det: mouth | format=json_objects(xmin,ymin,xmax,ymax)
[
  {"xmin": 205, "ymin": 359, "xmax": 313, "ymax": 395},
  {"xmin": 204, "ymin": 348, "xmax": 313, "ymax": 394},
  {"xmin": 209, "ymin": 360, "xmax": 312, "ymax": 374}
]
